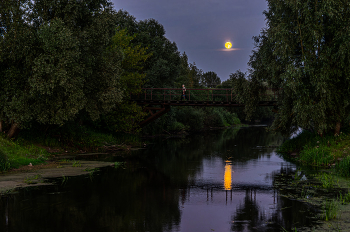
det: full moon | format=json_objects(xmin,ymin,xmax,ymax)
[{"xmin": 225, "ymin": 42, "xmax": 232, "ymax": 49}]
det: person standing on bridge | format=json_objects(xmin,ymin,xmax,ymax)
[{"xmin": 182, "ymin": 84, "xmax": 186, "ymax": 100}]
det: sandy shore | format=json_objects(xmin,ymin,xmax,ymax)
[{"xmin": 0, "ymin": 160, "xmax": 114, "ymax": 193}]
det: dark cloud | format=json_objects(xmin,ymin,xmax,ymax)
[{"xmin": 112, "ymin": 0, "xmax": 268, "ymax": 80}]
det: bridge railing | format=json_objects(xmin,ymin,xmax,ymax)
[{"xmin": 132, "ymin": 88, "xmax": 279, "ymax": 102}]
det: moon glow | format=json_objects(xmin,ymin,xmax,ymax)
[{"xmin": 225, "ymin": 42, "xmax": 232, "ymax": 49}]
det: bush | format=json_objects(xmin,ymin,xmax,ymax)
[
  {"xmin": 168, "ymin": 121, "xmax": 187, "ymax": 131},
  {"xmin": 143, "ymin": 106, "xmax": 241, "ymax": 134},
  {"xmin": 298, "ymin": 147, "xmax": 334, "ymax": 166},
  {"xmin": 335, "ymin": 156, "xmax": 350, "ymax": 177},
  {"xmin": 0, "ymin": 149, "xmax": 10, "ymax": 172},
  {"xmin": 277, "ymin": 130, "xmax": 316, "ymax": 154},
  {"xmin": 176, "ymin": 107, "xmax": 204, "ymax": 130}
]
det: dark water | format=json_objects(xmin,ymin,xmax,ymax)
[{"xmin": 0, "ymin": 127, "xmax": 319, "ymax": 232}]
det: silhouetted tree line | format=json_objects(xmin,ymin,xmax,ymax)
[
  {"xmin": 229, "ymin": 0, "xmax": 350, "ymax": 135},
  {"xmin": 0, "ymin": 0, "xmax": 239, "ymax": 138}
]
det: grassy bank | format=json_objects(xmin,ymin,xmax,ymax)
[
  {"xmin": 0, "ymin": 134, "xmax": 49, "ymax": 172},
  {"xmin": 278, "ymin": 130, "xmax": 350, "ymax": 175},
  {"xmin": 277, "ymin": 129, "xmax": 350, "ymax": 227},
  {"xmin": 0, "ymin": 125, "xmax": 143, "ymax": 172}
]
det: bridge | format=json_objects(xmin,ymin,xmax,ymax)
[{"xmin": 132, "ymin": 88, "xmax": 279, "ymax": 126}]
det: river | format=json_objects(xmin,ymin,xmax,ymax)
[{"xmin": 0, "ymin": 126, "xmax": 319, "ymax": 232}]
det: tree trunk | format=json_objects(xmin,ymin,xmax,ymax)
[
  {"xmin": 0, "ymin": 120, "xmax": 3, "ymax": 133},
  {"xmin": 7, "ymin": 123, "xmax": 19, "ymax": 139},
  {"xmin": 334, "ymin": 121, "xmax": 341, "ymax": 135}
]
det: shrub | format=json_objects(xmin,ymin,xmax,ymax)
[
  {"xmin": 168, "ymin": 121, "xmax": 187, "ymax": 132},
  {"xmin": 298, "ymin": 147, "xmax": 334, "ymax": 166},
  {"xmin": 277, "ymin": 130, "xmax": 316, "ymax": 154},
  {"xmin": 176, "ymin": 107, "xmax": 204, "ymax": 130},
  {"xmin": 335, "ymin": 156, "xmax": 350, "ymax": 177},
  {"xmin": 0, "ymin": 149, "xmax": 10, "ymax": 172}
]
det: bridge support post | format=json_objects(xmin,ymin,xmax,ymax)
[{"xmin": 139, "ymin": 105, "xmax": 170, "ymax": 127}]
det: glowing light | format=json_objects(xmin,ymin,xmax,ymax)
[
  {"xmin": 225, "ymin": 42, "xmax": 232, "ymax": 49},
  {"xmin": 224, "ymin": 161, "xmax": 232, "ymax": 190}
]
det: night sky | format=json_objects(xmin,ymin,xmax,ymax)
[{"xmin": 111, "ymin": 0, "xmax": 268, "ymax": 81}]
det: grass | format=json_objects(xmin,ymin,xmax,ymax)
[
  {"xmin": 323, "ymin": 200, "xmax": 339, "ymax": 221},
  {"xmin": 317, "ymin": 172, "xmax": 339, "ymax": 189},
  {"xmin": 278, "ymin": 130, "xmax": 350, "ymax": 170},
  {"xmin": 0, "ymin": 134, "xmax": 49, "ymax": 172},
  {"xmin": 18, "ymin": 124, "xmax": 143, "ymax": 152},
  {"xmin": 0, "ymin": 123, "xmax": 143, "ymax": 172},
  {"xmin": 24, "ymin": 174, "xmax": 42, "ymax": 184},
  {"xmin": 335, "ymin": 156, "xmax": 350, "ymax": 177},
  {"xmin": 338, "ymin": 191, "xmax": 350, "ymax": 205},
  {"xmin": 72, "ymin": 160, "xmax": 81, "ymax": 167}
]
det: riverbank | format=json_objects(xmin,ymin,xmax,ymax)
[
  {"xmin": 277, "ymin": 129, "xmax": 350, "ymax": 231},
  {"xmin": 0, "ymin": 125, "xmax": 143, "ymax": 173},
  {"xmin": 0, "ymin": 160, "xmax": 115, "ymax": 194}
]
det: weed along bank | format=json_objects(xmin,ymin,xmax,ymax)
[{"xmin": 276, "ymin": 130, "xmax": 350, "ymax": 230}]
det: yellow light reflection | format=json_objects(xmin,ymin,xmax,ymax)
[{"xmin": 224, "ymin": 161, "xmax": 233, "ymax": 190}]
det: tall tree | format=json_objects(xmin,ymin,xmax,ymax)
[
  {"xmin": 0, "ymin": 0, "xmax": 124, "ymax": 137},
  {"xmin": 103, "ymin": 29, "xmax": 150, "ymax": 132},
  {"xmin": 201, "ymin": 71, "xmax": 221, "ymax": 88},
  {"xmin": 115, "ymin": 10, "xmax": 182, "ymax": 88},
  {"xmin": 249, "ymin": 0, "xmax": 350, "ymax": 135},
  {"xmin": 175, "ymin": 52, "xmax": 203, "ymax": 88}
]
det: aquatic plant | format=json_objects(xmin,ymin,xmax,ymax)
[
  {"xmin": 338, "ymin": 191, "xmax": 350, "ymax": 205},
  {"xmin": 24, "ymin": 174, "xmax": 42, "ymax": 184},
  {"xmin": 72, "ymin": 161, "xmax": 81, "ymax": 167},
  {"xmin": 61, "ymin": 175, "xmax": 69, "ymax": 186},
  {"xmin": 317, "ymin": 173, "xmax": 339, "ymax": 189},
  {"xmin": 114, "ymin": 162, "xmax": 125, "ymax": 169},
  {"xmin": 323, "ymin": 200, "xmax": 339, "ymax": 221}
]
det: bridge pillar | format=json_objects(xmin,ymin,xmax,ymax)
[{"xmin": 139, "ymin": 105, "xmax": 170, "ymax": 127}]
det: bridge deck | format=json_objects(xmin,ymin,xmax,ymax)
[
  {"xmin": 134, "ymin": 99, "xmax": 277, "ymax": 107},
  {"xmin": 132, "ymin": 88, "xmax": 278, "ymax": 107}
]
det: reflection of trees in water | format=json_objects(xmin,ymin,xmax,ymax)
[
  {"xmin": 226, "ymin": 127, "xmax": 285, "ymax": 164},
  {"xmin": 231, "ymin": 188, "xmax": 271, "ymax": 232},
  {"xmin": 0, "ymin": 166, "xmax": 181, "ymax": 232},
  {"xmin": 0, "ymin": 127, "xmax": 305, "ymax": 232},
  {"xmin": 230, "ymin": 165, "xmax": 318, "ymax": 232},
  {"xmin": 139, "ymin": 127, "xmax": 284, "ymax": 188}
]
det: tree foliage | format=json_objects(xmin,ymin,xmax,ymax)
[
  {"xmin": 0, "ymin": 0, "xmax": 124, "ymax": 137},
  {"xmin": 249, "ymin": 0, "xmax": 350, "ymax": 135},
  {"xmin": 103, "ymin": 29, "xmax": 150, "ymax": 133},
  {"xmin": 115, "ymin": 10, "xmax": 182, "ymax": 88},
  {"xmin": 201, "ymin": 71, "xmax": 221, "ymax": 88}
]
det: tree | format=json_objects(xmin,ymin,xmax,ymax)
[
  {"xmin": 103, "ymin": 29, "xmax": 150, "ymax": 132},
  {"xmin": 115, "ymin": 10, "xmax": 182, "ymax": 88},
  {"xmin": 201, "ymin": 71, "xmax": 221, "ymax": 88},
  {"xmin": 249, "ymin": 0, "xmax": 350, "ymax": 135},
  {"xmin": 175, "ymin": 52, "xmax": 203, "ymax": 88},
  {"xmin": 0, "ymin": 0, "xmax": 124, "ymax": 137}
]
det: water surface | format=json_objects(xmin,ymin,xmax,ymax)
[{"xmin": 0, "ymin": 127, "xmax": 318, "ymax": 231}]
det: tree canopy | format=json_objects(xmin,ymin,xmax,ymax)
[
  {"xmin": 0, "ymin": 0, "xmax": 229, "ymax": 137},
  {"xmin": 0, "ymin": 0, "xmax": 123, "ymax": 137},
  {"xmin": 247, "ymin": 0, "xmax": 350, "ymax": 135}
]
